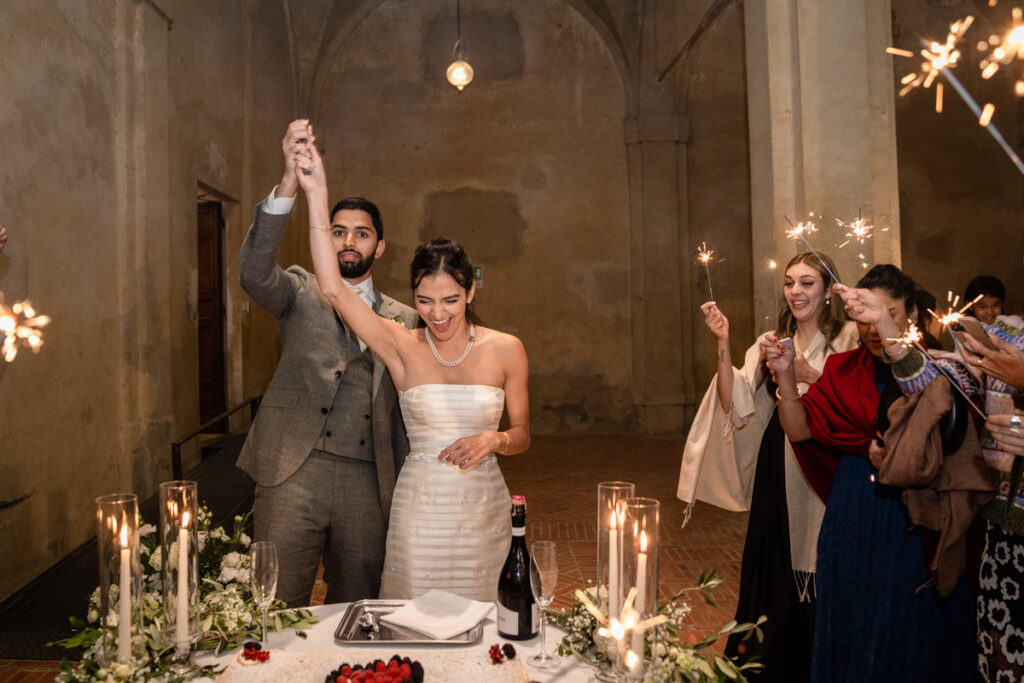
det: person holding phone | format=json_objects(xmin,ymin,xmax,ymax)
[
  {"xmin": 678, "ymin": 252, "xmax": 857, "ymax": 681},
  {"xmin": 954, "ymin": 316, "xmax": 1024, "ymax": 681},
  {"xmin": 765, "ymin": 264, "xmax": 976, "ymax": 681}
]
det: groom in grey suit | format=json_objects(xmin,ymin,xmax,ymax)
[{"xmin": 237, "ymin": 120, "xmax": 417, "ymax": 607}]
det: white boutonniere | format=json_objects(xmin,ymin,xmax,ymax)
[{"xmin": 378, "ymin": 312, "xmax": 404, "ymax": 324}]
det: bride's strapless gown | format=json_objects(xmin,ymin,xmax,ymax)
[{"xmin": 380, "ymin": 384, "xmax": 512, "ymax": 602}]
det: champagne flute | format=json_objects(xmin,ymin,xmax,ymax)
[
  {"xmin": 528, "ymin": 540, "xmax": 561, "ymax": 669},
  {"xmin": 249, "ymin": 541, "xmax": 278, "ymax": 645}
]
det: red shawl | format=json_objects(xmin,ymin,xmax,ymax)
[{"xmin": 791, "ymin": 346, "xmax": 879, "ymax": 502}]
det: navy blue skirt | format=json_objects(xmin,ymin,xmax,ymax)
[{"xmin": 812, "ymin": 455, "xmax": 976, "ymax": 682}]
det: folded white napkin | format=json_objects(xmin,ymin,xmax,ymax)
[{"xmin": 379, "ymin": 589, "xmax": 494, "ymax": 640}]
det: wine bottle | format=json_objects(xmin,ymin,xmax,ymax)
[{"xmin": 497, "ymin": 495, "xmax": 539, "ymax": 640}]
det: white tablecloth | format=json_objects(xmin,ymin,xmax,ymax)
[{"xmin": 195, "ymin": 603, "xmax": 593, "ymax": 682}]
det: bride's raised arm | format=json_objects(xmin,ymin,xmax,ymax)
[{"xmin": 294, "ymin": 133, "xmax": 411, "ymax": 381}]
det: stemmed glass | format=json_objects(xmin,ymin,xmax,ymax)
[
  {"xmin": 249, "ymin": 541, "xmax": 278, "ymax": 645},
  {"xmin": 528, "ymin": 540, "xmax": 561, "ymax": 669}
]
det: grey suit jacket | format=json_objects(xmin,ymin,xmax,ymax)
[{"xmin": 236, "ymin": 203, "xmax": 418, "ymax": 517}]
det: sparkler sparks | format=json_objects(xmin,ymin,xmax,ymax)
[
  {"xmin": 889, "ymin": 16, "xmax": 1024, "ymax": 176},
  {"xmin": 0, "ymin": 295, "xmax": 50, "ymax": 363},
  {"xmin": 928, "ymin": 292, "xmax": 982, "ymax": 329},
  {"xmin": 697, "ymin": 242, "xmax": 715, "ymax": 302},
  {"xmin": 888, "ymin": 17, "xmax": 973, "ymax": 111},
  {"xmin": 782, "ymin": 214, "xmax": 843, "ymax": 286},
  {"xmin": 978, "ymin": 5, "xmax": 1024, "ymax": 99},
  {"xmin": 887, "ymin": 321, "xmax": 988, "ymax": 419},
  {"xmin": 835, "ymin": 212, "xmax": 882, "ymax": 270}
]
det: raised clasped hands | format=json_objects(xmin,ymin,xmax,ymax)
[
  {"xmin": 287, "ymin": 123, "xmax": 327, "ymax": 198},
  {"xmin": 439, "ymin": 432, "xmax": 503, "ymax": 470}
]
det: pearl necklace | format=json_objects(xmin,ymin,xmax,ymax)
[{"xmin": 425, "ymin": 322, "xmax": 475, "ymax": 367}]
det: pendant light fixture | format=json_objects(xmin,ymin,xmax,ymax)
[{"xmin": 446, "ymin": 0, "xmax": 473, "ymax": 91}]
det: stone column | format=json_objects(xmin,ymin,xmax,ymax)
[
  {"xmin": 745, "ymin": 0, "xmax": 900, "ymax": 313},
  {"xmin": 626, "ymin": 114, "xmax": 693, "ymax": 433}
]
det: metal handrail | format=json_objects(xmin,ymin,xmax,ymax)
[{"xmin": 171, "ymin": 396, "xmax": 261, "ymax": 478}]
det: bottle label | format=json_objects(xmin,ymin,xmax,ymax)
[
  {"xmin": 496, "ymin": 602, "xmax": 539, "ymax": 636},
  {"xmin": 511, "ymin": 527, "xmax": 525, "ymax": 537}
]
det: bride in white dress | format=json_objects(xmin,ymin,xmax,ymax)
[{"xmin": 294, "ymin": 127, "xmax": 530, "ymax": 601}]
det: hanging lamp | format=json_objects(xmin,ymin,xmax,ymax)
[{"xmin": 446, "ymin": 0, "xmax": 473, "ymax": 91}]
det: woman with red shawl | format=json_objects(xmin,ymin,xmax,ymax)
[{"xmin": 765, "ymin": 265, "xmax": 975, "ymax": 681}]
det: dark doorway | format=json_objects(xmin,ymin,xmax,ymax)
[{"xmin": 197, "ymin": 199, "xmax": 226, "ymax": 429}]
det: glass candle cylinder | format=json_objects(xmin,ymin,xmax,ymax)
[
  {"xmin": 95, "ymin": 493, "xmax": 142, "ymax": 665},
  {"xmin": 597, "ymin": 481, "xmax": 635, "ymax": 618},
  {"xmin": 622, "ymin": 497, "xmax": 660, "ymax": 672},
  {"xmin": 159, "ymin": 480, "xmax": 198, "ymax": 668}
]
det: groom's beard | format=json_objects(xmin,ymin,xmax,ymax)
[{"xmin": 338, "ymin": 250, "xmax": 375, "ymax": 279}]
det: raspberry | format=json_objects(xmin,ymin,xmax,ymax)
[{"xmin": 488, "ymin": 643, "xmax": 505, "ymax": 664}]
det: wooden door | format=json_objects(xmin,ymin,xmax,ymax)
[{"xmin": 197, "ymin": 201, "xmax": 226, "ymax": 428}]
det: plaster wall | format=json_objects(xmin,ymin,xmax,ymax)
[
  {"xmin": 318, "ymin": 0, "xmax": 635, "ymax": 433},
  {"xmin": 0, "ymin": 0, "xmax": 296, "ymax": 601}
]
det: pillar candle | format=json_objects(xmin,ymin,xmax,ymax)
[
  {"xmin": 117, "ymin": 524, "xmax": 131, "ymax": 661},
  {"xmin": 176, "ymin": 511, "xmax": 190, "ymax": 647},
  {"xmin": 631, "ymin": 530, "xmax": 648, "ymax": 657},
  {"xmin": 609, "ymin": 509, "xmax": 620, "ymax": 617}
]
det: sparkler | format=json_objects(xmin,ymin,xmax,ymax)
[
  {"xmin": 927, "ymin": 292, "xmax": 982, "ymax": 330},
  {"xmin": 0, "ymin": 294, "xmax": 50, "ymax": 363},
  {"xmin": 782, "ymin": 214, "xmax": 843, "ymax": 286},
  {"xmin": 888, "ymin": 17, "xmax": 1024, "ymax": 177},
  {"xmin": 835, "ymin": 210, "xmax": 886, "ymax": 270},
  {"xmin": 768, "ymin": 259, "xmax": 779, "ymax": 317},
  {"xmin": 978, "ymin": 6, "xmax": 1024, "ymax": 98},
  {"xmin": 697, "ymin": 242, "xmax": 715, "ymax": 302},
  {"xmin": 887, "ymin": 322, "xmax": 988, "ymax": 419}
]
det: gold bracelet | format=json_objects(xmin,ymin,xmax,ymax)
[
  {"xmin": 501, "ymin": 431, "xmax": 512, "ymax": 454},
  {"xmin": 775, "ymin": 388, "xmax": 801, "ymax": 403},
  {"xmin": 310, "ymin": 225, "xmax": 330, "ymax": 231}
]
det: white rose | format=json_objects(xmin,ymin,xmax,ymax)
[{"xmin": 149, "ymin": 547, "xmax": 162, "ymax": 571}]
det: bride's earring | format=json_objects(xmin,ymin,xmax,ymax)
[{"xmin": 825, "ymin": 296, "xmax": 831, "ymax": 305}]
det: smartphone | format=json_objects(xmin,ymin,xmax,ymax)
[{"xmin": 951, "ymin": 317, "xmax": 997, "ymax": 351}]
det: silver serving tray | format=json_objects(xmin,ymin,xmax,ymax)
[{"xmin": 334, "ymin": 599, "xmax": 484, "ymax": 645}]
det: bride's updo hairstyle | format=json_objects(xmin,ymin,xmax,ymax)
[{"xmin": 409, "ymin": 237, "xmax": 482, "ymax": 325}]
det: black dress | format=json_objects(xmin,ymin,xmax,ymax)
[{"xmin": 724, "ymin": 404, "xmax": 815, "ymax": 682}]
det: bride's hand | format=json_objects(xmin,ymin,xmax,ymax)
[
  {"xmin": 292, "ymin": 132, "xmax": 328, "ymax": 200},
  {"xmin": 439, "ymin": 432, "xmax": 503, "ymax": 470}
]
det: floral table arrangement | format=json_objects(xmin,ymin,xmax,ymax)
[
  {"xmin": 52, "ymin": 505, "xmax": 316, "ymax": 682},
  {"xmin": 552, "ymin": 570, "xmax": 765, "ymax": 682}
]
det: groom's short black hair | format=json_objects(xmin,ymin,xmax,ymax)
[{"xmin": 330, "ymin": 197, "xmax": 383, "ymax": 240}]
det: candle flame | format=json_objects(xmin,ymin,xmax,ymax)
[
  {"xmin": 120, "ymin": 523, "xmax": 129, "ymax": 548},
  {"xmin": 182, "ymin": 510, "xmax": 190, "ymax": 528},
  {"xmin": 625, "ymin": 650, "xmax": 640, "ymax": 669},
  {"xmin": 610, "ymin": 618, "xmax": 625, "ymax": 640},
  {"xmin": 640, "ymin": 529, "xmax": 648, "ymax": 552}
]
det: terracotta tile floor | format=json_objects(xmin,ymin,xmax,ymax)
[{"xmin": 0, "ymin": 436, "xmax": 748, "ymax": 681}]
